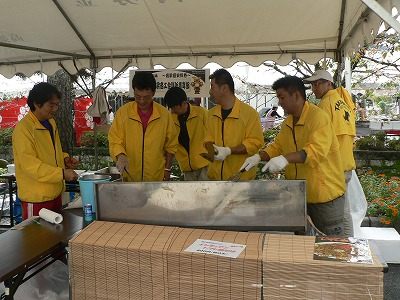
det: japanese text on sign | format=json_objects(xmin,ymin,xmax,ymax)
[
  {"xmin": 129, "ymin": 69, "xmax": 210, "ymax": 98},
  {"xmin": 184, "ymin": 239, "xmax": 246, "ymax": 258}
]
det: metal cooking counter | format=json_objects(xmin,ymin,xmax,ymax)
[{"xmin": 94, "ymin": 180, "xmax": 306, "ymax": 232}]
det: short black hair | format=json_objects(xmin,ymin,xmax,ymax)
[
  {"xmin": 272, "ymin": 76, "xmax": 306, "ymax": 100},
  {"xmin": 164, "ymin": 86, "xmax": 187, "ymax": 108},
  {"xmin": 132, "ymin": 71, "xmax": 156, "ymax": 92},
  {"xmin": 27, "ymin": 82, "xmax": 61, "ymax": 111},
  {"xmin": 209, "ymin": 69, "xmax": 234, "ymax": 93}
]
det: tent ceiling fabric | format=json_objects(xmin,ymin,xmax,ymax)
[{"xmin": 0, "ymin": 0, "xmax": 396, "ymax": 78}]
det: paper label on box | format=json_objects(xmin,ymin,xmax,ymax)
[{"xmin": 184, "ymin": 239, "xmax": 246, "ymax": 258}]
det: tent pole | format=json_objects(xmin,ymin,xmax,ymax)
[
  {"xmin": 361, "ymin": 0, "xmax": 400, "ymax": 34},
  {"xmin": 91, "ymin": 58, "xmax": 98, "ymax": 171},
  {"xmin": 345, "ymin": 56, "xmax": 352, "ymax": 95}
]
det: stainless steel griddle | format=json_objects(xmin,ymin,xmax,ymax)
[{"xmin": 94, "ymin": 180, "xmax": 307, "ymax": 232}]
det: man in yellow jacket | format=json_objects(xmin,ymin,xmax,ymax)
[
  {"xmin": 204, "ymin": 69, "xmax": 264, "ymax": 180},
  {"xmin": 304, "ymin": 70, "xmax": 356, "ymax": 236},
  {"xmin": 108, "ymin": 71, "xmax": 178, "ymax": 181},
  {"xmin": 241, "ymin": 76, "xmax": 346, "ymax": 236},
  {"xmin": 164, "ymin": 87, "xmax": 210, "ymax": 181},
  {"xmin": 12, "ymin": 82, "xmax": 79, "ymax": 220}
]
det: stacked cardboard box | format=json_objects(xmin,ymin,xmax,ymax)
[
  {"xmin": 70, "ymin": 222, "xmax": 384, "ymax": 299},
  {"xmin": 165, "ymin": 227, "xmax": 263, "ymax": 299},
  {"xmin": 263, "ymin": 234, "xmax": 384, "ymax": 300},
  {"xmin": 69, "ymin": 221, "xmax": 178, "ymax": 299},
  {"xmin": 69, "ymin": 221, "xmax": 263, "ymax": 299}
]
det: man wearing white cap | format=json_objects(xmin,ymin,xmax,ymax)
[{"xmin": 304, "ymin": 69, "xmax": 356, "ymax": 237}]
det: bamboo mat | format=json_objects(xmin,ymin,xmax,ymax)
[
  {"xmin": 164, "ymin": 227, "xmax": 263, "ymax": 300},
  {"xmin": 69, "ymin": 221, "xmax": 263, "ymax": 300},
  {"xmin": 70, "ymin": 222, "xmax": 384, "ymax": 300},
  {"xmin": 262, "ymin": 234, "xmax": 384, "ymax": 300}
]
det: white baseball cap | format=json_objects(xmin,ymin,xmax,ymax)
[{"xmin": 303, "ymin": 70, "xmax": 333, "ymax": 83}]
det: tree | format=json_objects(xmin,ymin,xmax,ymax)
[
  {"xmin": 48, "ymin": 70, "xmax": 75, "ymax": 155},
  {"xmin": 350, "ymin": 31, "xmax": 400, "ymax": 88},
  {"xmin": 242, "ymin": 27, "xmax": 400, "ymax": 116}
]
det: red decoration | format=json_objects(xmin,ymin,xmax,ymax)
[
  {"xmin": 0, "ymin": 97, "xmax": 29, "ymax": 130},
  {"xmin": 0, "ymin": 96, "xmax": 95, "ymax": 146},
  {"xmin": 73, "ymin": 97, "xmax": 94, "ymax": 145}
]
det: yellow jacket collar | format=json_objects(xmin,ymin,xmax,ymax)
[
  {"xmin": 172, "ymin": 103, "xmax": 200, "ymax": 126},
  {"xmin": 27, "ymin": 111, "xmax": 56, "ymax": 130},
  {"xmin": 130, "ymin": 101, "xmax": 161, "ymax": 122},
  {"xmin": 286, "ymin": 101, "xmax": 312, "ymax": 128},
  {"xmin": 212, "ymin": 97, "xmax": 241, "ymax": 119}
]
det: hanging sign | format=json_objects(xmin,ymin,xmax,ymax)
[{"xmin": 129, "ymin": 69, "xmax": 210, "ymax": 98}]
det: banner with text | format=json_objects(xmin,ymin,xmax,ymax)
[{"xmin": 129, "ymin": 69, "xmax": 210, "ymax": 98}]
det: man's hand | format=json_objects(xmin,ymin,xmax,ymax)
[
  {"xmin": 261, "ymin": 155, "xmax": 288, "ymax": 173},
  {"xmin": 64, "ymin": 169, "xmax": 79, "ymax": 181},
  {"xmin": 116, "ymin": 154, "xmax": 129, "ymax": 173},
  {"xmin": 213, "ymin": 145, "xmax": 231, "ymax": 161},
  {"xmin": 64, "ymin": 157, "xmax": 79, "ymax": 169},
  {"xmin": 240, "ymin": 154, "xmax": 261, "ymax": 171},
  {"xmin": 163, "ymin": 170, "xmax": 171, "ymax": 181}
]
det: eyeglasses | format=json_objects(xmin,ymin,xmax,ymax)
[
  {"xmin": 134, "ymin": 94, "xmax": 153, "ymax": 101},
  {"xmin": 310, "ymin": 80, "xmax": 328, "ymax": 88}
]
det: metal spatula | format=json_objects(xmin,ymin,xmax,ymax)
[
  {"xmin": 200, "ymin": 142, "xmax": 216, "ymax": 162},
  {"xmin": 123, "ymin": 167, "xmax": 134, "ymax": 181},
  {"xmin": 228, "ymin": 169, "xmax": 246, "ymax": 181}
]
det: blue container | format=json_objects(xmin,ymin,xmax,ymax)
[{"xmin": 78, "ymin": 174, "xmax": 111, "ymax": 213}]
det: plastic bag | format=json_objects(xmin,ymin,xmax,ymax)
[
  {"xmin": 346, "ymin": 170, "xmax": 368, "ymax": 237},
  {"xmin": 0, "ymin": 259, "xmax": 69, "ymax": 300}
]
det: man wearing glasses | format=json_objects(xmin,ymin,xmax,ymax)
[
  {"xmin": 108, "ymin": 71, "xmax": 178, "ymax": 181},
  {"xmin": 304, "ymin": 70, "xmax": 356, "ymax": 237}
]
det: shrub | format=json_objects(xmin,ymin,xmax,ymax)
[
  {"xmin": 355, "ymin": 133, "xmax": 386, "ymax": 150},
  {"xmin": 0, "ymin": 128, "xmax": 14, "ymax": 146},
  {"xmin": 355, "ymin": 132, "xmax": 400, "ymax": 151},
  {"xmin": 79, "ymin": 131, "xmax": 109, "ymax": 147},
  {"xmin": 387, "ymin": 138, "xmax": 400, "ymax": 151}
]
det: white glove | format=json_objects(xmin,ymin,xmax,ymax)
[
  {"xmin": 261, "ymin": 155, "xmax": 288, "ymax": 173},
  {"xmin": 213, "ymin": 145, "xmax": 231, "ymax": 161},
  {"xmin": 240, "ymin": 154, "xmax": 261, "ymax": 171},
  {"xmin": 116, "ymin": 154, "xmax": 129, "ymax": 173}
]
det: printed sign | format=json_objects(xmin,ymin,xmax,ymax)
[
  {"xmin": 129, "ymin": 69, "xmax": 210, "ymax": 98},
  {"xmin": 185, "ymin": 239, "xmax": 246, "ymax": 258}
]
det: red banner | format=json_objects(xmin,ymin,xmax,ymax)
[
  {"xmin": 0, "ymin": 97, "xmax": 29, "ymax": 130},
  {"xmin": 74, "ymin": 97, "xmax": 94, "ymax": 145},
  {"xmin": 0, "ymin": 97, "xmax": 94, "ymax": 146}
]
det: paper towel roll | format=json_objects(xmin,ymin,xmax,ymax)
[{"xmin": 39, "ymin": 208, "xmax": 63, "ymax": 224}]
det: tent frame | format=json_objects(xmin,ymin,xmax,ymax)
[{"xmin": 0, "ymin": 0, "xmax": 398, "ymax": 70}]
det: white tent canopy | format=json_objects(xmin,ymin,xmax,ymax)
[{"xmin": 0, "ymin": 0, "xmax": 398, "ymax": 78}]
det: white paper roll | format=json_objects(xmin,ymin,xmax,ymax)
[{"xmin": 39, "ymin": 208, "xmax": 63, "ymax": 224}]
